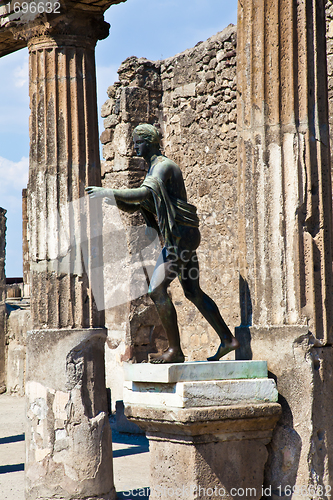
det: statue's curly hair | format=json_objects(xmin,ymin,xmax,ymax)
[{"xmin": 133, "ymin": 123, "xmax": 160, "ymax": 146}]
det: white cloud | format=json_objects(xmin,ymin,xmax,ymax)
[
  {"xmin": 13, "ymin": 56, "xmax": 29, "ymax": 88},
  {"xmin": 0, "ymin": 156, "xmax": 29, "ymax": 191},
  {"xmin": 0, "ymin": 156, "xmax": 29, "ymax": 213}
]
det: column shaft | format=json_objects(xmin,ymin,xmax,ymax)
[
  {"xmin": 24, "ymin": 29, "xmax": 114, "ymax": 500},
  {"xmin": 237, "ymin": 0, "xmax": 333, "ymax": 341},
  {"xmin": 236, "ymin": 0, "xmax": 333, "ymax": 490},
  {"xmin": 28, "ymin": 35, "xmax": 104, "ymax": 330},
  {"xmin": 22, "ymin": 188, "xmax": 30, "ymax": 297}
]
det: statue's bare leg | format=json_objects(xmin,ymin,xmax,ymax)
[
  {"xmin": 148, "ymin": 249, "xmax": 185, "ymax": 364},
  {"xmin": 179, "ymin": 251, "xmax": 239, "ymax": 361}
]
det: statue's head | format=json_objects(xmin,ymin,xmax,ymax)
[
  {"xmin": 133, "ymin": 124, "xmax": 160, "ymax": 145},
  {"xmin": 133, "ymin": 124, "xmax": 160, "ymax": 157}
]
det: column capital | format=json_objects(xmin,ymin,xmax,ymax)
[
  {"xmin": 10, "ymin": 10, "xmax": 109, "ymax": 48},
  {"xmin": 0, "ymin": 0, "xmax": 127, "ymax": 56}
]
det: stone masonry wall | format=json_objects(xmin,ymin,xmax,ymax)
[
  {"xmin": 0, "ymin": 207, "xmax": 6, "ymax": 393},
  {"xmin": 160, "ymin": 24, "xmax": 238, "ymax": 361}
]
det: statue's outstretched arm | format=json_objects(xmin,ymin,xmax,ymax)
[
  {"xmin": 85, "ymin": 186, "xmax": 149, "ymax": 206},
  {"xmin": 113, "ymin": 186, "xmax": 150, "ymax": 203}
]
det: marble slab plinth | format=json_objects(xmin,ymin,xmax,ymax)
[
  {"xmin": 123, "ymin": 360, "xmax": 267, "ymax": 383},
  {"xmin": 124, "ymin": 378, "xmax": 278, "ymax": 408}
]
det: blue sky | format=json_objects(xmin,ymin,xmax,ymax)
[{"xmin": 0, "ymin": 0, "xmax": 237, "ymax": 277}]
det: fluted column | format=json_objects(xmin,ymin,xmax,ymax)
[
  {"xmin": 237, "ymin": 0, "xmax": 333, "ymax": 340},
  {"xmin": 236, "ymin": 0, "xmax": 333, "ymax": 492},
  {"xmin": 28, "ymin": 33, "xmax": 104, "ymax": 329},
  {"xmin": 13, "ymin": 14, "xmax": 116, "ymax": 500}
]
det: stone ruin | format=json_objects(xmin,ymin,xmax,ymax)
[{"xmin": 0, "ymin": 0, "xmax": 333, "ymax": 497}]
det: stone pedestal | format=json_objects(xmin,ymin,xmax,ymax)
[
  {"xmin": 124, "ymin": 361, "xmax": 281, "ymax": 500},
  {"xmin": 26, "ymin": 328, "xmax": 116, "ymax": 500}
]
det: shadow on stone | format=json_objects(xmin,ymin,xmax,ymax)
[
  {"xmin": 0, "ymin": 433, "xmax": 24, "ymax": 445},
  {"xmin": 115, "ymin": 400, "xmax": 145, "ymax": 434},
  {"xmin": 236, "ymin": 275, "xmax": 253, "ymax": 360},
  {"xmin": 235, "ymin": 326, "xmax": 253, "ymax": 360},
  {"xmin": 263, "ymin": 394, "xmax": 302, "ymax": 497},
  {"xmin": 111, "ymin": 429, "xmax": 149, "ymax": 448},
  {"xmin": 239, "ymin": 274, "xmax": 252, "ymax": 327},
  {"xmin": 0, "ymin": 463, "xmax": 24, "ymax": 474}
]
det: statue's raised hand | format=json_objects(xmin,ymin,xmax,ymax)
[{"xmin": 85, "ymin": 186, "xmax": 106, "ymax": 198}]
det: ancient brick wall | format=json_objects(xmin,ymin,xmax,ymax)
[
  {"xmin": 100, "ymin": 23, "xmax": 238, "ymax": 397},
  {"xmin": 0, "ymin": 207, "xmax": 6, "ymax": 393}
]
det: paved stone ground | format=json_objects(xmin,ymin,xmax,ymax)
[{"xmin": 0, "ymin": 393, "xmax": 150, "ymax": 500}]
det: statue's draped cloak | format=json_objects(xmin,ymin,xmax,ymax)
[{"xmin": 140, "ymin": 176, "xmax": 199, "ymax": 253}]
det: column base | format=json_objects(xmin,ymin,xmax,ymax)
[
  {"xmin": 235, "ymin": 325, "xmax": 333, "ymax": 497},
  {"xmin": 25, "ymin": 328, "xmax": 115, "ymax": 500}
]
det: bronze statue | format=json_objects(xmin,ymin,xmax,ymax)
[{"xmin": 86, "ymin": 124, "xmax": 239, "ymax": 363}]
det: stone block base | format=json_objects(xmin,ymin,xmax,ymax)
[
  {"xmin": 25, "ymin": 328, "xmax": 116, "ymax": 500},
  {"xmin": 125, "ymin": 404, "xmax": 281, "ymax": 500},
  {"xmin": 124, "ymin": 378, "xmax": 278, "ymax": 408},
  {"xmin": 149, "ymin": 434, "xmax": 268, "ymax": 500},
  {"xmin": 124, "ymin": 361, "xmax": 281, "ymax": 499}
]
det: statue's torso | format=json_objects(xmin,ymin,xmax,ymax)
[{"xmin": 146, "ymin": 156, "xmax": 187, "ymax": 203}]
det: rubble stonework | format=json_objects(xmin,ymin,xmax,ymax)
[
  {"xmin": 159, "ymin": 25, "xmax": 238, "ymax": 361},
  {"xmin": 0, "ymin": 207, "xmax": 6, "ymax": 393}
]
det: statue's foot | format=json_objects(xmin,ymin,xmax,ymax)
[
  {"xmin": 207, "ymin": 338, "xmax": 240, "ymax": 361},
  {"xmin": 149, "ymin": 348, "xmax": 185, "ymax": 364}
]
